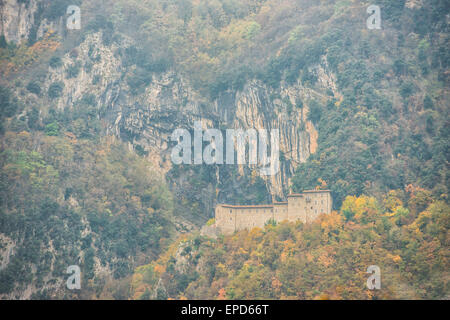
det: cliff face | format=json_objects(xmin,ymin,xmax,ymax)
[
  {"xmin": 7, "ymin": 29, "xmax": 341, "ymax": 213},
  {"xmin": 0, "ymin": 0, "xmax": 64, "ymax": 44},
  {"xmin": 0, "ymin": 0, "xmax": 37, "ymax": 43},
  {"xmin": 2, "ymin": 2, "xmax": 343, "ymax": 218},
  {"xmin": 107, "ymin": 71, "xmax": 324, "ymax": 197}
]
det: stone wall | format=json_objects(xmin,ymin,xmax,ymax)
[{"xmin": 215, "ymin": 190, "xmax": 332, "ymax": 234}]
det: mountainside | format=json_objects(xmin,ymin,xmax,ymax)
[
  {"xmin": 130, "ymin": 192, "xmax": 449, "ymax": 300},
  {"xmin": 0, "ymin": 0, "xmax": 448, "ymax": 299}
]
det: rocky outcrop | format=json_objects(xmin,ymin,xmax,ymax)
[
  {"xmin": 4, "ymin": 2, "xmax": 342, "ymax": 213},
  {"xmin": 0, "ymin": 0, "xmax": 37, "ymax": 43},
  {"xmin": 0, "ymin": 0, "xmax": 66, "ymax": 44},
  {"xmin": 13, "ymin": 29, "xmax": 340, "ymax": 204}
]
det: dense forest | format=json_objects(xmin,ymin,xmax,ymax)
[
  {"xmin": 0, "ymin": 0, "xmax": 448, "ymax": 299},
  {"xmin": 0, "ymin": 131, "xmax": 174, "ymax": 298},
  {"xmin": 130, "ymin": 191, "xmax": 449, "ymax": 300}
]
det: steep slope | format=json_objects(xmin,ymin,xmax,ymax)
[
  {"xmin": 0, "ymin": 0, "xmax": 448, "ymax": 299},
  {"xmin": 129, "ymin": 192, "xmax": 449, "ymax": 300},
  {"xmin": 0, "ymin": 132, "xmax": 174, "ymax": 299}
]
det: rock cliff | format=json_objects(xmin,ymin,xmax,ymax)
[{"xmin": 1, "ymin": 0, "xmax": 342, "ymax": 217}]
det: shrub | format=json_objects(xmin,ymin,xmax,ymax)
[
  {"xmin": 44, "ymin": 122, "xmax": 59, "ymax": 136},
  {"xmin": 48, "ymin": 82, "xmax": 64, "ymax": 99},
  {"xmin": 26, "ymin": 81, "xmax": 41, "ymax": 95},
  {"xmin": 0, "ymin": 35, "xmax": 7, "ymax": 48},
  {"xmin": 66, "ymin": 63, "xmax": 80, "ymax": 79},
  {"xmin": 49, "ymin": 56, "xmax": 62, "ymax": 69},
  {"xmin": 79, "ymin": 93, "xmax": 97, "ymax": 107},
  {"xmin": 423, "ymin": 95, "xmax": 433, "ymax": 109},
  {"xmin": 308, "ymin": 100, "xmax": 322, "ymax": 124},
  {"xmin": 400, "ymin": 82, "xmax": 415, "ymax": 99},
  {"xmin": 0, "ymin": 86, "xmax": 19, "ymax": 119}
]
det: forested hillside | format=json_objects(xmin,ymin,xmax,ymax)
[
  {"xmin": 130, "ymin": 191, "xmax": 449, "ymax": 300},
  {"xmin": 0, "ymin": 0, "xmax": 448, "ymax": 299},
  {"xmin": 0, "ymin": 131, "xmax": 174, "ymax": 298}
]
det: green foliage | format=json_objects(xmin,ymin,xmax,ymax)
[
  {"xmin": 400, "ymin": 82, "xmax": 415, "ymax": 99},
  {"xmin": 127, "ymin": 68, "xmax": 153, "ymax": 95},
  {"xmin": 1, "ymin": 0, "xmax": 449, "ymax": 300},
  {"xmin": 66, "ymin": 62, "xmax": 81, "ymax": 79},
  {"xmin": 0, "ymin": 35, "xmax": 7, "ymax": 49},
  {"xmin": 423, "ymin": 95, "xmax": 433, "ymax": 110},
  {"xmin": 0, "ymin": 132, "xmax": 174, "ymax": 296},
  {"xmin": 0, "ymin": 86, "xmax": 20, "ymax": 134},
  {"xmin": 42, "ymin": 0, "xmax": 81, "ymax": 22},
  {"xmin": 265, "ymin": 218, "xmax": 277, "ymax": 227},
  {"xmin": 132, "ymin": 192, "xmax": 448, "ymax": 300},
  {"xmin": 48, "ymin": 82, "xmax": 64, "ymax": 99},
  {"xmin": 26, "ymin": 81, "xmax": 41, "ymax": 95},
  {"xmin": 0, "ymin": 86, "xmax": 19, "ymax": 119},
  {"xmin": 44, "ymin": 121, "xmax": 59, "ymax": 136},
  {"xmin": 27, "ymin": 107, "xmax": 40, "ymax": 130},
  {"xmin": 308, "ymin": 100, "xmax": 322, "ymax": 124},
  {"xmin": 49, "ymin": 56, "xmax": 62, "ymax": 69}
]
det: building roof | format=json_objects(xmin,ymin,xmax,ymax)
[
  {"xmin": 288, "ymin": 190, "xmax": 331, "ymax": 197},
  {"xmin": 217, "ymin": 191, "xmax": 330, "ymax": 208},
  {"xmin": 219, "ymin": 204, "xmax": 274, "ymax": 209}
]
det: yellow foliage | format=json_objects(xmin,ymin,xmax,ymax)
[
  {"xmin": 154, "ymin": 264, "xmax": 165, "ymax": 274},
  {"xmin": 383, "ymin": 190, "xmax": 404, "ymax": 212},
  {"xmin": 392, "ymin": 255, "xmax": 402, "ymax": 264},
  {"xmin": 341, "ymin": 195, "xmax": 379, "ymax": 222},
  {"xmin": 317, "ymin": 251, "xmax": 335, "ymax": 268}
]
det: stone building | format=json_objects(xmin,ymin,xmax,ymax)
[{"xmin": 215, "ymin": 190, "xmax": 332, "ymax": 234}]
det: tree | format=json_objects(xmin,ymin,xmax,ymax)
[{"xmin": 48, "ymin": 82, "xmax": 64, "ymax": 99}]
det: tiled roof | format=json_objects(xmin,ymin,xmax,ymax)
[
  {"xmin": 219, "ymin": 204, "xmax": 274, "ymax": 209},
  {"xmin": 218, "ymin": 191, "xmax": 330, "ymax": 208},
  {"xmin": 288, "ymin": 190, "xmax": 331, "ymax": 197}
]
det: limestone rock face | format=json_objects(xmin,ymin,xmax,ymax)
[
  {"xmin": 104, "ymin": 72, "xmax": 324, "ymax": 198},
  {"xmin": 3, "ymin": 3, "xmax": 341, "ymax": 215},
  {"xmin": 0, "ymin": 0, "xmax": 64, "ymax": 44},
  {"xmin": 0, "ymin": 0, "xmax": 37, "ymax": 43}
]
